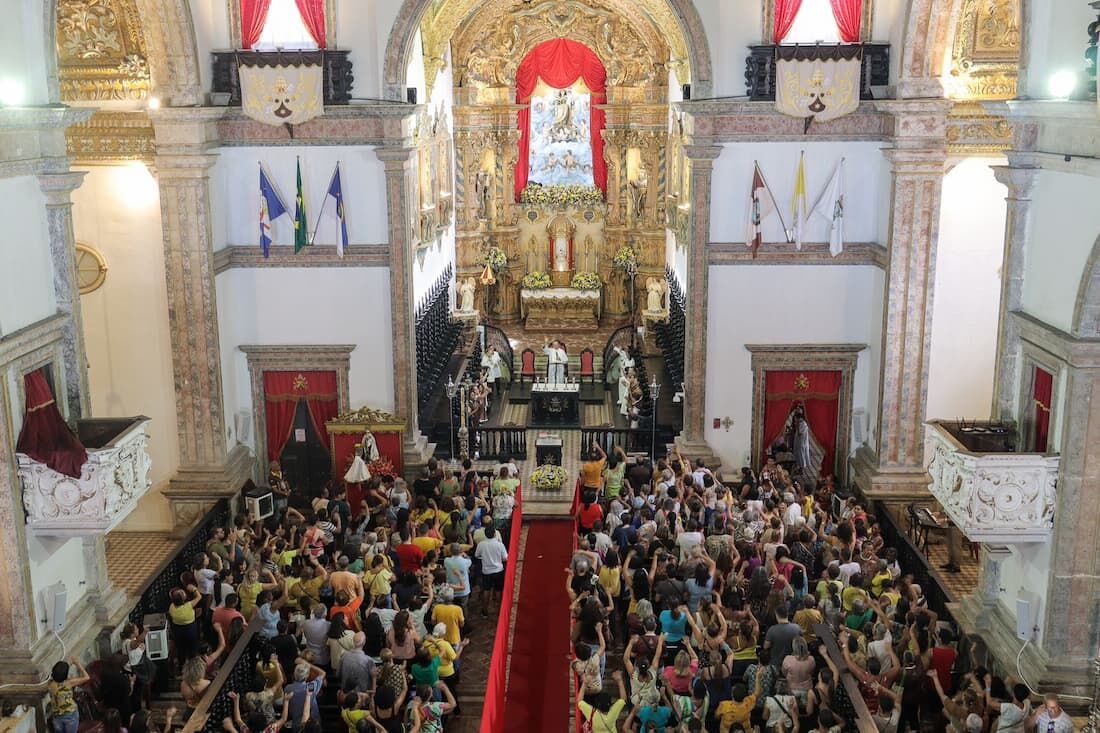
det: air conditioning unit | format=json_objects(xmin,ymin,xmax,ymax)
[
  {"xmin": 43, "ymin": 583, "xmax": 67, "ymax": 633},
  {"xmin": 143, "ymin": 613, "xmax": 169, "ymax": 661},
  {"xmin": 245, "ymin": 486, "xmax": 274, "ymax": 522}
]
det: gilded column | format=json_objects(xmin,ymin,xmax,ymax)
[
  {"xmin": 676, "ymin": 144, "xmax": 721, "ymax": 459},
  {"xmin": 990, "ymin": 164, "xmax": 1038, "ymax": 418},
  {"xmin": 150, "ymin": 108, "xmax": 248, "ymax": 520},
  {"xmin": 854, "ymin": 100, "xmax": 949, "ymax": 498},
  {"xmin": 37, "ymin": 171, "xmax": 91, "ymax": 419},
  {"xmin": 376, "ymin": 146, "xmax": 433, "ymax": 470}
]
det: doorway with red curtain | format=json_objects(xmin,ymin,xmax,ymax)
[
  {"xmin": 1030, "ymin": 365, "xmax": 1053, "ymax": 453},
  {"xmin": 263, "ymin": 371, "xmax": 339, "ymax": 495},
  {"xmin": 761, "ymin": 370, "xmax": 842, "ymax": 479}
]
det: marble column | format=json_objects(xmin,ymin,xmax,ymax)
[
  {"xmin": 990, "ymin": 164, "xmax": 1039, "ymax": 418},
  {"xmin": 37, "ymin": 171, "xmax": 90, "ymax": 420},
  {"xmin": 853, "ymin": 100, "xmax": 949, "ymax": 498},
  {"xmin": 375, "ymin": 146, "xmax": 433, "ymax": 473},
  {"xmin": 150, "ymin": 108, "xmax": 249, "ymax": 525},
  {"xmin": 0, "ymin": 387, "xmax": 36, "ymax": 683},
  {"xmin": 675, "ymin": 144, "xmax": 721, "ymax": 463}
]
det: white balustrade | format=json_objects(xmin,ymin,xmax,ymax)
[
  {"xmin": 17, "ymin": 417, "xmax": 152, "ymax": 537},
  {"xmin": 924, "ymin": 420, "xmax": 1058, "ymax": 543}
]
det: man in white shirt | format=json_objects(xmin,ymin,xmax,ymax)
[
  {"xmin": 837, "ymin": 549, "xmax": 862, "ymax": 587},
  {"xmin": 675, "ymin": 519, "xmax": 705, "ymax": 562},
  {"xmin": 1029, "ymin": 694, "xmax": 1075, "ymax": 733},
  {"xmin": 543, "ymin": 340, "xmax": 567, "ymax": 383},
  {"xmin": 475, "ymin": 526, "xmax": 509, "ymax": 615}
]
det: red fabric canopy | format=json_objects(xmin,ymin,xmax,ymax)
[
  {"xmin": 515, "ymin": 39, "xmax": 607, "ymax": 199},
  {"xmin": 830, "ymin": 0, "xmax": 862, "ymax": 42},
  {"xmin": 774, "ymin": 0, "xmax": 804, "ymax": 43},
  {"xmin": 762, "ymin": 370, "xmax": 842, "ymax": 478},
  {"xmin": 263, "ymin": 370, "xmax": 338, "ymax": 461},
  {"xmin": 239, "ymin": 0, "xmax": 273, "ymax": 48},
  {"xmin": 294, "ymin": 0, "xmax": 326, "ymax": 48},
  {"xmin": 16, "ymin": 369, "xmax": 87, "ymax": 478}
]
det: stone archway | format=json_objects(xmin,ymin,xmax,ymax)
[
  {"xmin": 132, "ymin": 0, "xmax": 202, "ymax": 106},
  {"xmin": 1072, "ymin": 233, "xmax": 1100, "ymax": 337},
  {"xmin": 896, "ymin": 0, "xmax": 965, "ymax": 97},
  {"xmin": 382, "ymin": 0, "xmax": 713, "ymax": 103}
]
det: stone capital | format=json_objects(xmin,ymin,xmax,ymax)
[
  {"xmin": 991, "ymin": 165, "xmax": 1039, "ymax": 199},
  {"xmin": 153, "ymin": 154, "xmax": 219, "ymax": 179},
  {"xmin": 148, "ymin": 107, "xmax": 225, "ymax": 154},
  {"xmin": 374, "ymin": 146, "xmax": 418, "ymax": 170},
  {"xmin": 36, "ymin": 171, "xmax": 87, "ymax": 204},
  {"xmin": 682, "ymin": 144, "xmax": 722, "ymax": 163}
]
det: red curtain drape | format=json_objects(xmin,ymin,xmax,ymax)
[
  {"xmin": 294, "ymin": 0, "xmax": 326, "ymax": 48},
  {"xmin": 1032, "ymin": 366, "xmax": 1053, "ymax": 453},
  {"xmin": 762, "ymin": 370, "xmax": 842, "ymax": 477},
  {"xmin": 774, "ymin": 0, "xmax": 804, "ymax": 43},
  {"xmin": 240, "ymin": 0, "xmax": 273, "ymax": 48},
  {"xmin": 514, "ymin": 39, "xmax": 608, "ymax": 199},
  {"xmin": 16, "ymin": 369, "xmax": 88, "ymax": 478},
  {"xmin": 263, "ymin": 370, "xmax": 338, "ymax": 462},
  {"xmin": 829, "ymin": 0, "xmax": 862, "ymax": 42}
]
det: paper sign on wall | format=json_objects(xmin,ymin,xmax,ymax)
[{"xmin": 295, "ymin": 428, "xmax": 306, "ymax": 443}]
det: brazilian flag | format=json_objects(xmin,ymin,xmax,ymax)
[{"xmin": 294, "ymin": 159, "xmax": 309, "ymax": 252}]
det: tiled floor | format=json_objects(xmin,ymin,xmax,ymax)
[
  {"xmin": 105, "ymin": 531, "xmax": 179, "ymax": 595},
  {"xmin": 882, "ymin": 506, "xmax": 979, "ymax": 600}
]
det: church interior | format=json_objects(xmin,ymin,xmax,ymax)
[{"xmin": 0, "ymin": 0, "xmax": 1099, "ymax": 730}]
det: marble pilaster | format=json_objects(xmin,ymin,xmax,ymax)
[
  {"xmin": 375, "ymin": 145, "xmax": 434, "ymax": 474},
  {"xmin": 990, "ymin": 165, "xmax": 1039, "ymax": 418},
  {"xmin": 855, "ymin": 100, "xmax": 949, "ymax": 498},
  {"xmin": 0, "ymin": 386, "xmax": 36, "ymax": 680},
  {"xmin": 37, "ymin": 172, "xmax": 90, "ymax": 420},
  {"xmin": 149, "ymin": 108, "xmax": 249, "ymax": 520},
  {"xmin": 674, "ymin": 144, "xmax": 721, "ymax": 465}
]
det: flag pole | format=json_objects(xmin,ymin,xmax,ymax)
[{"xmin": 309, "ymin": 163, "xmax": 341, "ymax": 247}]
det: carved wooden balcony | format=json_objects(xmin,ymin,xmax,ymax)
[
  {"xmin": 924, "ymin": 420, "xmax": 1058, "ymax": 544},
  {"xmin": 211, "ymin": 50, "xmax": 354, "ymax": 106},
  {"xmin": 744, "ymin": 43, "xmax": 890, "ymax": 101},
  {"xmin": 18, "ymin": 416, "xmax": 152, "ymax": 537}
]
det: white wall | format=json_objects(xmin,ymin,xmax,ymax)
[
  {"xmin": 997, "ymin": 540, "xmax": 1051, "ymax": 646},
  {"xmin": 212, "ymin": 146, "xmax": 389, "ymax": 249},
  {"xmin": 216, "ymin": 267, "xmax": 396, "ymax": 456},
  {"xmin": 709, "ymin": 142, "xmax": 887, "ymax": 244},
  {"xmin": 693, "ymin": 0, "xmax": 758, "ymax": 98},
  {"xmin": 1022, "ymin": 1, "xmax": 1097, "ymax": 99},
  {"xmin": 1020, "ymin": 170, "xmax": 1100, "ymax": 333},
  {"xmin": 0, "ymin": 0, "xmax": 52, "ymax": 105},
  {"xmin": 925, "ymin": 158, "xmax": 1005, "ymax": 421},
  {"xmin": 704, "ymin": 264, "xmax": 883, "ymax": 469},
  {"xmin": 189, "ymin": 0, "xmax": 231, "ymax": 97},
  {"xmin": 27, "ymin": 536, "xmax": 87, "ymax": 641},
  {"xmin": 72, "ymin": 164, "xmax": 178, "ymax": 530},
  {"xmin": 0, "ymin": 177, "xmax": 55, "ymax": 336}
]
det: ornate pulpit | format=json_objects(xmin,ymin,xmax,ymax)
[{"xmin": 326, "ymin": 407, "xmax": 406, "ymax": 509}]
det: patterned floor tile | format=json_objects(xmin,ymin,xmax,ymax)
[{"xmin": 106, "ymin": 532, "xmax": 179, "ymax": 596}]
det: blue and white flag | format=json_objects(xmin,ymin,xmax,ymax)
[
  {"xmin": 259, "ymin": 165, "xmax": 288, "ymax": 258},
  {"xmin": 324, "ymin": 163, "xmax": 349, "ymax": 257}
]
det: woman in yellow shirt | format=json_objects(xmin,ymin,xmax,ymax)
[
  {"xmin": 168, "ymin": 585, "xmax": 203, "ymax": 663},
  {"xmin": 237, "ymin": 569, "xmax": 279, "ymax": 618}
]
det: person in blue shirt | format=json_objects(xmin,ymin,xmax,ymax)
[
  {"xmin": 624, "ymin": 700, "xmax": 675, "ymax": 731},
  {"xmin": 254, "ymin": 584, "xmax": 288, "ymax": 640},
  {"xmin": 283, "ymin": 661, "xmax": 324, "ymax": 729}
]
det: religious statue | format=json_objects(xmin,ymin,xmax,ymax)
[
  {"xmin": 775, "ymin": 402, "xmax": 825, "ymax": 485},
  {"xmin": 629, "ymin": 164, "xmax": 648, "ymax": 220},
  {"xmin": 344, "ymin": 444, "xmax": 372, "ymax": 483},
  {"xmin": 645, "ymin": 277, "xmax": 668, "ymax": 312},
  {"xmin": 546, "ymin": 212, "xmax": 576, "ymax": 272},
  {"xmin": 458, "ymin": 277, "xmax": 477, "ymax": 312},
  {"xmin": 475, "ymin": 169, "xmax": 492, "ymax": 220}
]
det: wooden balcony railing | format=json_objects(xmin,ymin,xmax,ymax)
[
  {"xmin": 211, "ymin": 50, "xmax": 354, "ymax": 106},
  {"xmin": 179, "ymin": 619, "xmax": 264, "ymax": 733},
  {"xmin": 745, "ymin": 43, "xmax": 890, "ymax": 101}
]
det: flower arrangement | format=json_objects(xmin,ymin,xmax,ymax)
[
  {"xmin": 571, "ymin": 271, "xmax": 602, "ymax": 290},
  {"xmin": 484, "ymin": 246, "xmax": 507, "ymax": 272},
  {"xmin": 612, "ymin": 245, "xmax": 638, "ymax": 271},
  {"xmin": 531, "ymin": 463, "xmax": 568, "ymax": 491},
  {"xmin": 367, "ymin": 457, "xmax": 396, "ymax": 480},
  {"xmin": 522, "ymin": 271, "xmax": 552, "ymax": 289},
  {"xmin": 519, "ymin": 184, "xmax": 604, "ymax": 208}
]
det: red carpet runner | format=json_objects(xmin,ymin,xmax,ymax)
[{"xmin": 501, "ymin": 520, "xmax": 575, "ymax": 732}]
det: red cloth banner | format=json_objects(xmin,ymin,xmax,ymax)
[
  {"xmin": 16, "ymin": 368, "xmax": 88, "ymax": 478},
  {"xmin": 514, "ymin": 39, "xmax": 608, "ymax": 199},
  {"xmin": 478, "ymin": 488, "xmax": 523, "ymax": 733},
  {"xmin": 762, "ymin": 370, "xmax": 842, "ymax": 478},
  {"xmin": 774, "ymin": 0, "xmax": 804, "ymax": 43},
  {"xmin": 239, "ymin": 0, "xmax": 273, "ymax": 48},
  {"xmin": 263, "ymin": 370, "xmax": 338, "ymax": 462},
  {"xmin": 1032, "ymin": 366, "xmax": 1053, "ymax": 453},
  {"xmin": 294, "ymin": 0, "xmax": 326, "ymax": 47},
  {"xmin": 829, "ymin": 0, "xmax": 862, "ymax": 42}
]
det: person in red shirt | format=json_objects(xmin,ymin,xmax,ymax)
[
  {"xmin": 574, "ymin": 491, "xmax": 603, "ymax": 535},
  {"xmin": 211, "ymin": 593, "xmax": 245, "ymax": 640},
  {"xmin": 329, "ymin": 590, "xmax": 364, "ymax": 632},
  {"xmin": 927, "ymin": 627, "xmax": 957, "ymax": 693},
  {"xmin": 394, "ymin": 529, "xmax": 426, "ymax": 573}
]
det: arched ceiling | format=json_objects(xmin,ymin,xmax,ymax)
[{"xmin": 419, "ymin": 0, "xmax": 691, "ymax": 93}]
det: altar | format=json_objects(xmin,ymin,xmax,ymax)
[
  {"xmin": 520, "ymin": 287, "xmax": 601, "ymax": 331},
  {"xmin": 530, "ymin": 382, "xmax": 581, "ymax": 426}
]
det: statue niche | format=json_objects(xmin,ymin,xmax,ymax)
[{"xmin": 546, "ymin": 211, "xmax": 576, "ymax": 283}]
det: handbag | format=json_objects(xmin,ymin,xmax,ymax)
[{"xmin": 768, "ymin": 695, "xmax": 796, "ymax": 732}]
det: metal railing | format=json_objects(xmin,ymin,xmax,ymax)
[
  {"xmin": 873, "ymin": 500, "xmax": 957, "ymax": 623},
  {"xmin": 470, "ymin": 427, "xmax": 528, "ymax": 461},
  {"xmin": 580, "ymin": 427, "xmax": 666, "ymax": 458}
]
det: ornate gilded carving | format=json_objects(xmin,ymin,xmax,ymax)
[
  {"xmin": 65, "ymin": 110, "xmax": 155, "ymax": 164},
  {"xmin": 453, "ymin": 0, "xmax": 666, "ymax": 89},
  {"xmin": 57, "ymin": 0, "xmax": 151, "ymax": 101},
  {"xmin": 948, "ymin": 0, "xmax": 1020, "ymax": 100},
  {"xmin": 946, "ymin": 101, "xmax": 1013, "ymax": 155}
]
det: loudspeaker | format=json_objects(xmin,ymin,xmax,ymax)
[
  {"xmin": 1015, "ymin": 595, "xmax": 1034, "ymax": 640},
  {"xmin": 143, "ymin": 613, "xmax": 169, "ymax": 661},
  {"xmin": 43, "ymin": 583, "xmax": 67, "ymax": 633},
  {"xmin": 682, "ymin": 84, "xmax": 691, "ymax": 100},
  {"xmin": 852, "ymin": 408, "xmax": 866, "ymax": 444},
  {"xmin": 245, "ymin": 486, "xmax": 274, "ymax": 522},
  {"xmin": 407, "ymin": 87, "xmax": 418, "ymax": 104},
  {"xmin": 235, "ymin": 410, "xmax": 252, "ymax": 444}
]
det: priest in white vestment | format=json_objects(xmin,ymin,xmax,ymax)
[{"xmin": 543, "ymin": 340, "xmax": 567, "ymax": 383}]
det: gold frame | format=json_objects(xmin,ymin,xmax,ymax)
[
  {"xmin": 57, "ymin": 0, "xmax": 151, "ymax": 101},
  {"xmin": 763, "ymin": 0, "xmax": 875, "ymax": 43},
  {"xmin": 228, "ymin": 0, "xmax": 338, "ymax": 49},
  {"xmin": 75, "ymin": 243, "xmax": 108, "ymax": 295},
  {"xmin": 947, "ymin": 0, "xmax": 1020, "ymax": 100}
]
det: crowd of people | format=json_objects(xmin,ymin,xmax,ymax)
[
  {"xmin": 44, "ymin": 456, "xmax": 521, "ymax": 733},
  {"xmin": 568, "ymin": 448, "xmax": 1077, "ymax": 733}
]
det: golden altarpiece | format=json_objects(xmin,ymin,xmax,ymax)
[{"xmin": 413, "ymin": 0, "xmax": 688, "ymax": 331}]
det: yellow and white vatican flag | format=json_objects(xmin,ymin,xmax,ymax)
[
  {"xmin": 775, "ymin": 48, "xmax": 861, "ymax": 124},
  {"xmin": 239, "ymin": 63, "xmax": 324, "ymax": 126}
]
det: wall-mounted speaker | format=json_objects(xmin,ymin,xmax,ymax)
[
  {"xmin": 235, "ymin": 410, "xmax": 253, "ymax": 444},
  {"xmin": 407, "ymin": 87, "xmax": 418, "ymax": 104},
  {"xmin": 43, "ymin": 583, "xmax": 67, "ymax": 633},
  {"xmin": 682, "ymin": 84, "xmax": 691, "ymax": 100}
]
